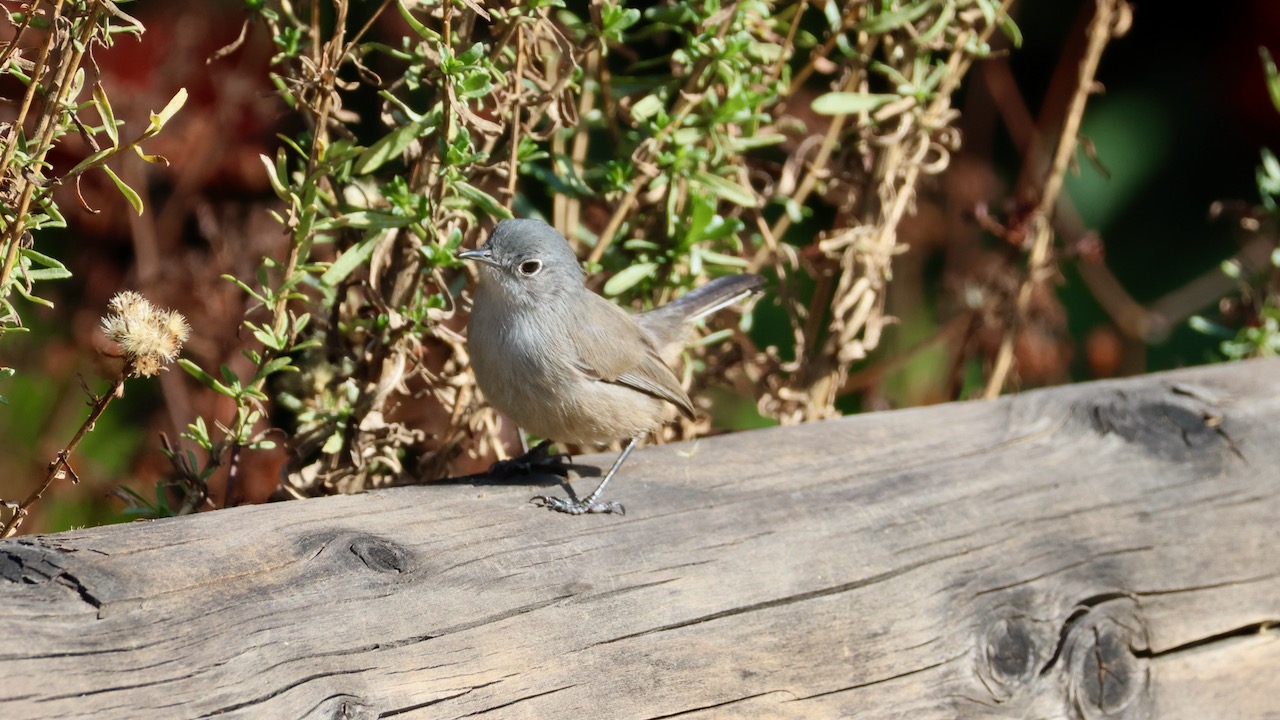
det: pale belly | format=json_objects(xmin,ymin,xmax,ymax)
[{"xmin": 468, "ymin": 307, "xmax": 668, "ymax": 446}]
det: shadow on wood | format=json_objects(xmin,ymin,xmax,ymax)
[{"xmin": 2, "ymin": 360, "xmax": 1278, "ymax": 719}]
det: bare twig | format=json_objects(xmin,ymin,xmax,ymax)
[
  {"xmin": 1, "ymin": 365, "xmax": 129, "ymax": 538},
  {"xmin": 984, "ymin": 0, "xmax": 1131, "ymax": 398}
]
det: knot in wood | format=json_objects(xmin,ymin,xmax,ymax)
[
  {"xmin": 348, "ymin": 536, "xmax": 409, "ymax": 574},
  {"xmin": 975, "ymin": 606, "xmax": 1052, "ymax": 702},
  {"xmin": 1062, "ymin": 601, "xmax": 1151, "ymax": 720},
  {"xmin": 1081, "ymin": 385, "xmax": 1234, "ymax": 464}
]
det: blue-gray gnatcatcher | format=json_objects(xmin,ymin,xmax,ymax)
[{"xmin": 458, "ymin": 219, "xmax": 763, "ymax": 515}]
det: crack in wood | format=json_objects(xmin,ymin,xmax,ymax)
[
  {"xmin": 790, "ymin": 653, "xmax": 964, "ymax": 700},
  {"xmin": 639, "ymin": 690, "xmax": 795, "ymax": 718},
  {"xmin": 449, "ymin": 684, "xmax": 575, "ymax": 718},
  {"xmin": 1134, "ymin": 570, "xmax": 1280, "ymax": 597},
  {"xmin": 1136, "ymin": 620, "xmax": 1278, "ymax": 659},
  {"xmin": 1038, "ymin": 592, "xmax": 1137, "ymax": 676},
  {"xmin": 590, "ymin": 554, "xmax": 948, "ymax": 648},
  {"xmin": 0, "ymin": 548, "xmax": 103, "ymax": 612},
  {"xmin": 37, "ymin": 669, "xmax": 202, "ymax": 702},
  {"xmin": 375, "ymin": 677, "xmax": 508, "ymax": 718},
  {"xmin": 193, "ymin": 667, "xmax": 377, "ymax": 717},
  {"xmin": 301, "ymin": 692, "xmax": 366, "ymax": 719}
]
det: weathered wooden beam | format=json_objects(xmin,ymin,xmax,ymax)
[{"xmin": 2, "ymin": 360, "xmax": 1278, "ymax": 719}]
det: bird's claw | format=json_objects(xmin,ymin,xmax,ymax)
[{"xmin": 529, "ymin": 495, "xmax": 625, "ymax": 515}]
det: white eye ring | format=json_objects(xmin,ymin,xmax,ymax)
[{"xmin": 518, "ymin": 259, "xmax": 542, "ymax": 276}]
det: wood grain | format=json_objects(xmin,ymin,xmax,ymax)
[{"xmin": 2, "ymin": 360, "xmax": 1278, "ymax": 719}]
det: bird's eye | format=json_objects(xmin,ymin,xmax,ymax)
[{"xmin": 518, "ymin": 259, "xmax": 543, "ymax": 276}]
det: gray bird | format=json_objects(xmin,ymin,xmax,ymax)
[{"xmin": 458, "ymin": 218, "xmax": 763, "ymax": 515}]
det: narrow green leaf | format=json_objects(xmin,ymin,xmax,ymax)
[
  {"xmin": 251, "ymin": 326, "xmax": 285, "ymax": 351},
  {"xmin": 92, "ymin": 82, "xmax": 118, "ymax": 147},
  {"xmin": 454, "ymin": 181, "xmax": 513, "ymax": 219},
  {"xmin": 148, "ymin": 88, "xmax": 188, "ymax": 135},
  {"xmin": 917, "ymin": 0, "xmax": 955, "ymax": 44},
  {"xmin": 12, "ymin": 282, "xmax": 54, "ymax": 308},
  {"xmin": 353, "ymin": 117, "xmax": 433, "ymax": 175},
  {"xmin": 1261, "ymin": 47, "xmax": 1280, "ymax": 114},
  {"xmin": 691, "ymin": 170, "xmax": 759, "ymax": 208},
  {"xmin": 699, "ymin": 249, "xmax": 751, "ymax": 268},
  {"xmin": 856, "ymin": 2, "xmax": 932, "ymax": 33},
  {"xmin": 604, "ymin": 262, "xmax": 657, "ymax": 296},
  {"xmin": 24, "ymin": 266, "xmax": 73, "ymax": 281},
  {"xmin": 260, "ymin": 152, "xmax": 289, "ymax": 200},
  {"xmin": 811, "ymin": 92, "xmax": 899, "ymax": 116},
  {"xmin": 102, "ymin": 165, "xmax": 143, "ymax": 215},
  {"xmin": 21, "ymin": 248, "xmax": 69, "ymax": 272},
  {"xmin": 396, "ymin": 0, "xmax": 439, "ymax": 41},
  {"xmin": 179, "ymin": 359, "xmax": 237, "ymax": 397},
  {"xmin": 998, "ymin": 14, "xmax": 1023, "ymax": 48},
  {"xmin": 321, "ymin": 235, "xmax": 379, "ymax": 286},
  {"xmin": 631, "ymin": 94, "xmax": 665, "ymax": 122},
  {"xmin": 727, "ymin": 134, "xmax": 786, "ymax": 152},
  {"xmin": 132, "ymin": 145, "xmax": 170, "ymax": 166},
  {"xmin": 314, "ymin": 211, "xmax": 416, "ymax": 231},
  {"xmin": 66, "ymin": 147, "xmax": 115, "ymax": 177}
]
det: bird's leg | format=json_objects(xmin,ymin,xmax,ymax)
[
  {"xmin": 490, "ymin": 439, "xmax": 572, "ymax": 477},
  {"xmin": 531, "ymin": 437, "xmax": 637, "ymax": 515}
]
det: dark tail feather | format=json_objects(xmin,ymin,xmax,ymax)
[{"xmin": 639, "ymin": 274, "xmax": 765, "ymax": 335}]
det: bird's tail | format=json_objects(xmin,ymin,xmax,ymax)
[{"xmin": 639, "ymin": 274, "xmax": 765, "ymax": 344}]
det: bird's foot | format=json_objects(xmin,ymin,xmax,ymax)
[
  {"xmin": 490, "ymin": 440, "xmax": 571, "ymax": 477},
  {"xmin": 529, "ymin": 494, "xmax": 625, "ymax": 516}
]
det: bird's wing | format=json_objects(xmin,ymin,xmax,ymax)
[{"xmin": 570, "ymin": 294, "xmax": 696, "ymax": 419}]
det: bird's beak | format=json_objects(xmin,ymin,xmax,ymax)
[{"xmin": 457, "ymin": 247, "xmax": 499, "ymax": 267}]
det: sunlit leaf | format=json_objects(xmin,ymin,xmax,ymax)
[
  {"xmin": 102, "ymin": 165, "xmax": 143, "ymax": 215},
  {"xmin": 321, "ymin": 235, "xmax": 380, "ymax": 286},
  {"xmin": 604, "ymin": 262, "xmax": 657, "ymax": 296},
  {"xmin": 691, "ymin": 170, "xmax": 758, "ymax": 208},
  {"xmin": 454, "ymin": 181, "xmax": 513, "ymax": 219},
  {"xmin": 811, "ymin": 92, "xmax": 899, "ymax": 116}
]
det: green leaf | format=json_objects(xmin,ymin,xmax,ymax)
[
  {"xmin": 147, "ymin": 88, "xmax": 188, "ymax": 136},
  {"xmin": 1261, "ymin": 47, "xmax": 1280, "ymax": 114},
  {"xmin": 353, "ymin": 117, "xmax": 433, "ymax": 175},
  {"xmin": 250, "ymin": 325, "xmax": 285, "ymax": 351},
  {"xmin": 396, "ymin": 0, "xmax": 439, "ymax": 41},
  {"xmin": 917, "ymin": 0, "xmax": 955, "ymax": 44},
  {"xmin": 12, "ymin": 282, "xmax": 54, "ymax": 308},
  {"xmin": 93, "ymin": 82, "xmax": 118, "ymax": 147},
  {"xmin": 23, "ymin": 266, "xmax": 73, "ymax": 281},
  {"xmin": 102, "ymin": 165, "xmax": 143, "ymax": 215},
  {"xmin": 998, "ymin": 14, "xmax": 1023, "ymax": 49},
  {"xmin": 260, "ymin": 151, "xmax": 290, "ymax": 200},
  {"xmin": 811, "ymin": 92, "xmax": 899, "ymax": 115},
  {"xmin": 727, "ymin": 134, "xmax": 786, "ymax": 152},
  {"xmin": 699, "ymin": 249, "xmax": 751, "ymax": 268},
  {"xmin": 179, "ymin": 359, "xmax": 237, "ymax": 397},
  {"xmin": 691, "ymin": 170, "xmax": 759, "ymax": 208},
  {"xmin": 321, "ymin": 235, "xmax": 379, "ymax": 286},
  {"xmin": 856, "ymin": 2, "xmax": 932, "ymax": 33},
  {"xmin": 631, "ymin": 94, "xmax": 665, "ymax": 122},
  {"xmin": 66, "ymin": 147, "xmax": 115, "ymax": 178},
  {"xmin": 132, "ymin": 145, "xmax": 170, "ymax": 166},
  {"xmin": 254, "ymin": 356, "xmax": 297, "ymax": 384},
  {"xmin": 458, "ymin": 72, "xmax": 493, "ymax": 99},
  {"xmin": 314, "ymin": 211, "xmax": 417, "ymax": 230},
  {"xmin": 454, "ymin": 181, "xmax": 512, "ymax": 219},
  {"xmin": 604, "ymin": 262, "xmax": 657, "ymax": 296},
  {"xmin": 457, "ymin": 42, "xmax": 484, "ymax": 66},
  {"xmin": 21, "ymin": 248, "xmax": 71, "ymax": 276}
]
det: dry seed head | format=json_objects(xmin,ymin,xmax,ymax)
[{"xmin": 100, "ymin": 291, "xmax": 190, "ymax": 377}]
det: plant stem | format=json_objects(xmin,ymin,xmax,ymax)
[{"xmin": 1, "ymin": 365, "xmax": 130, "ymax": 538}]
